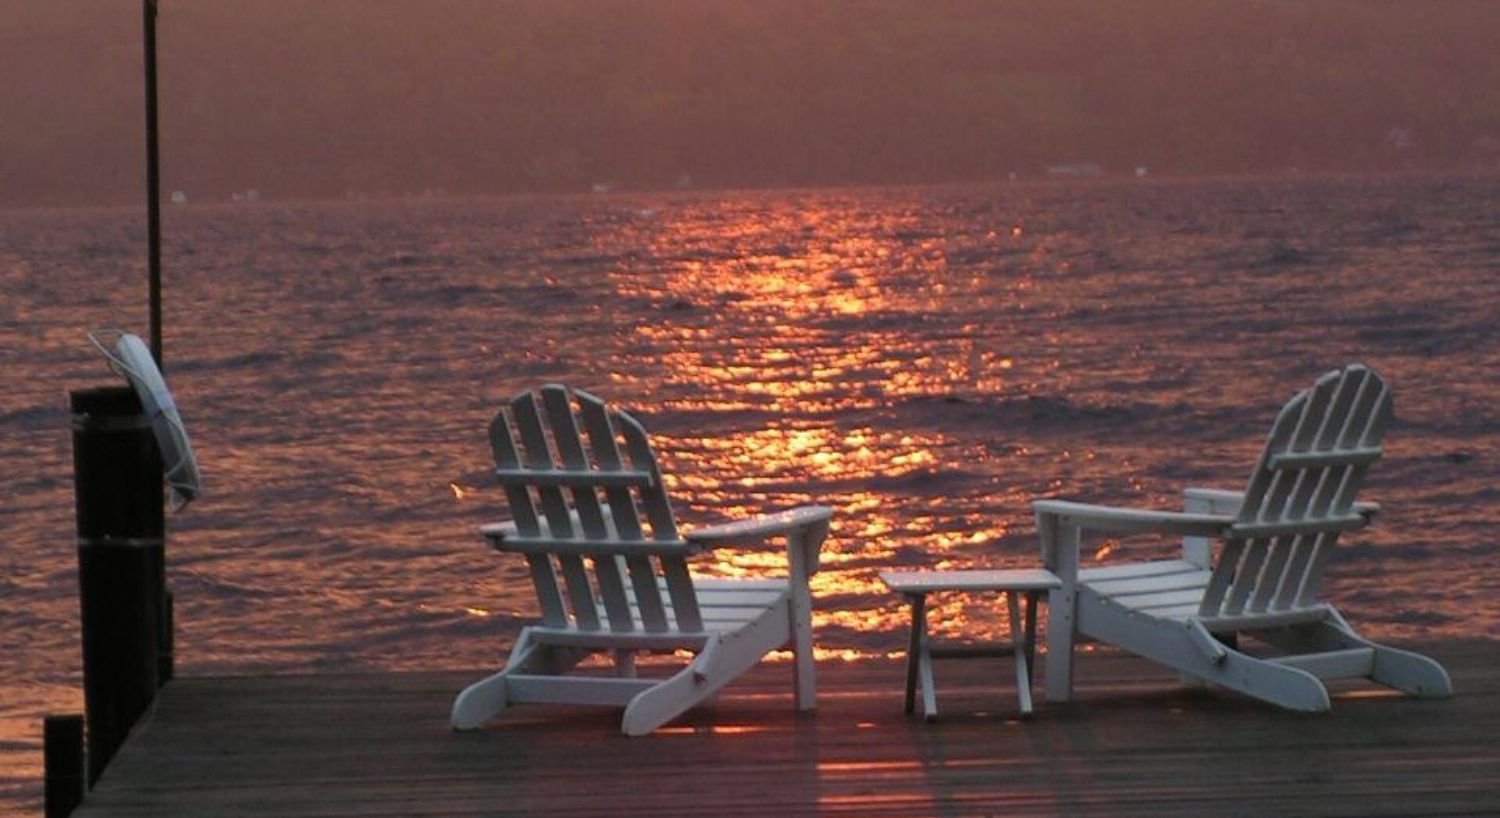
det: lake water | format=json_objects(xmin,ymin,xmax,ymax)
[{"xmin": 2, "ymin": 174, "xmax": 1498, "ymax": 813}]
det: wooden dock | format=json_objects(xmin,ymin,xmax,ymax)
[{"xmin": 73, "ymin": 640, "xmax": 1498, "ymax": 817}]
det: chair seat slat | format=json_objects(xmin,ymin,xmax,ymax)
[
  {"xmin": 1111, "ymin": 587, "xmax": 1208, "ymax": 611},
  {"xmin": 1082, "ymin": 567, "xmax": 1210, "ymax": 596},
  {"xmin": 1078, "ymin": 559, "xmax": 1204, "ymax": 582}
]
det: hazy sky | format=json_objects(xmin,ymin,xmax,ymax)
[{"xmin": 4, "ymin": 0, "xmax": 1498, "ymax": 206}]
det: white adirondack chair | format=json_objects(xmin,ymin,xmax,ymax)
[
  {"xmin": 1036, "ymin": 364, "xmax": 1452, "ymax": 712},
  {"xmin": 451, "ymin": 384, "xmax": 832, "ymax": 735}
]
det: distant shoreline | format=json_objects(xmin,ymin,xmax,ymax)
[{"xmin": 6, "ymin": 166, "xmax": 1500, "ymax": 214}]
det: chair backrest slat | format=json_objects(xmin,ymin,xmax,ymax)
[
  {"xmin": 1198, "ymin": 539, "xmax": 1243, "ymax": 614},
  {"xmin": 540, "ymin": 386, "xmax": 609, "ymax": 537},
  {"xmin": 512, "ymin": 392, "xmax": 575, "ymax": 537},
  {"xmin": 489, "ymin": 413, "xmax": 541, "ymax": 536},
  {"xmin": 490, "ymin": 411, "xmax": 569, "ymax": 626},
  {"xmin": 525, "ymin": 553, "xmax": 569, "ymax": 628},
  {"xmin": 1221, "ymin": 537, "xmax": 1267, "ymax": 616},
  {"xmin": 487, "ymin": 384, "xmax": 698, "ymax": 635},
  {"xmin": 624, "ymin": 555, "xmax": 670, "ymax": 631},
  {"xmin": 593, "ymin": 554, "xmax": 635, "ymax": 632},
  {"xmin": 557, "ymin": 556, "xmax": 601, "ymax": 630},
  {"xmin": 1326, "ymin": 370, "xmax": 1387, "ymax": 516},
  {"xmin": 1293, "ymin": 371, "xmax": 1388, "ymax": 606},
  {"xmin": 575, "ymin": 390, "xmax": 671, "ymax": 631},
  {"xmin": 575, "ymin": 391, "xmax": 647, "ymax": 540},
  {"xmin": 510, "ymin": 391, "xmax": 600, "ymax": 630},
  {"xmin": 1200, "ymin": 365, "xmax": 1390, "ymax": 619},
  {"xmin": 1246, "ymin": 534, "xmax": 1296, "ymax": 613},
  {"xmin": 1224, "ymin": 382, "xmax": 1333, "ymax": 617},
  {"xmin": 614, "ymin": 413, "xmax": 699, "ymax": 630},
  {"xmin": 660, "ymin": 557, "xmax": 703, "ymax": 632},
  {"xmin": 1288, "ymin": 531, "xmax": 1336, "ymax": 607},
  {"xmin": 617, "ymin": 414, "xmax": 679, "ymax": 542},
  {"xmin": 539, "ymin": 387, "xmax": 634, "ymax": 630}
]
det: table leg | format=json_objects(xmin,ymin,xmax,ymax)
[
  {"xmin": 1023, "ymin": 590, "xmax": 1040, "ymax": 680},
  {"xmin": 918, "ymin": 635, "xmax": 937, "ymax": 721},
  {"xmin": 1007, "ymin": 590, "xmax": 1034, "ymax": 716},
  {"xmin": 903, "ymin": 593, "xmax": 925, "ymax": 715}
]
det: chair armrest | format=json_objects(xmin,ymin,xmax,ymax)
[
  {"xmin": 479, "ymin": 520, "xmax": 520, "ymax": 540},
  {"xmin": 685, "ymin": 504, "xmax": 833, "ymax": 575},
  {"xmin": 1033, "ymin": 498, "xmax": 1232, "ymax": 582},
  {"xmin": 1179, "ymin": 488, "xmax": 1242, "ymax": 567},
  {"xmin": 685, "ymin": 505, "xmax": 832, "ymax": 545},
  {"xmin": 1032, "ymin": 499, "xmax": 1233, "ymax": 538}
]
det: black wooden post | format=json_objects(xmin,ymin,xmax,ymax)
[
  {"xmin": 43, "ymin": 715, "xmax": 84, "ymax": 818},
  {"xmin": 159, "ymin": 587, "xmax": 175, "ymax": 683},
  {"xmin": 71, "ymin": 386, "xmax": 165, "ymax": 786}
]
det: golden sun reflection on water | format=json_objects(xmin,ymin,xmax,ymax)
[
  {"xmin": 594, "ymin": 201, "xmax": 1036, "ymax": 658},
  {"xmin": 666, "ymin": 425, "xmax": 939, "ymax": 489}
]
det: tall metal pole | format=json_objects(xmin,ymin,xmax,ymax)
[{"xmin": 144, "ymin": 0, "xmax": 163, "ymax": 368}]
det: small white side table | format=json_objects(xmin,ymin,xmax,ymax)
[{"xmin": 879, "ymin": 568, "xmax": 1061, "ymax": 719}]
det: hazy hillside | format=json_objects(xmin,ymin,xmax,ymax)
[{"xmin": 4, "ymin": 0, "xmax": 1499, "ymax": 205}]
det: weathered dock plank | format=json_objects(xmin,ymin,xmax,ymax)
[{"xmin": 73, "ymin": 641, "xmax": 1499, "ymax": 817}]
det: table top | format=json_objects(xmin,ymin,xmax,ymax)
[{"xmin": 878, "ymin": 568, "xmax": 1061, "ymax": 594}]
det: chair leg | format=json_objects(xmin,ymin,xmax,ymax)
[
  {"xmin": 1044, "ymin": 586, "xmax": 1076, "ymax": 703},
  {"xmin": 1256, "ymin": 617, "xmax": 1454, "ymax": 699},
  {"xmin": 621, "ymin": 604, "xmax": 792, "ymax": 736},
  {"xmin": 452, "ymin": 629, "xmax": 542, "ymax": 729},
  {"xmin": 1144, "ymin": 629, "xmax": 1333, "ymax": 712},
  {"xmin": 1319, "ymin": 615, "xmax": 1453, "ymax": 699},
  {"xmin": 621, "ymin": 647, "xmax": 718, "ymax": 736},
  {"xmin": 1039, "ymin": 514, "xmax": 1079, "ymax": 704},
  {"xmin": 1367, "ymin": 643, "xmax": 1454, "ymax": 698},
  {"xmin": 1079, "ymin": 593, "xmax": 1334, "ymax": 712},
  {"xmin": 451, "ymin": 631, "xmax": 596, "ymax": 729},
  {"xmin": 787, "ymin": 533, "xmax": 818, "ymax": 712},
  {"xmin": 451, "ymin": 671, "xmax": 510, "ymax": 730},
  {"xmin": 1214, "ymin": 647, "xmax": 1332, "ymax": 712}
]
